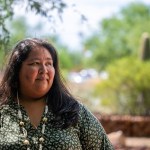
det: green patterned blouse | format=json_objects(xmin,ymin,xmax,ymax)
[{"xmin": 0, "ymin": 100, "xmax": 114, "ymax": 150}]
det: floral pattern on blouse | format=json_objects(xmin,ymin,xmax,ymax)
[{"xmin": 0, "ymin": 100, "xmax": 114, "ymax": 150}]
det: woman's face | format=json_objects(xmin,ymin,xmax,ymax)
[{"xmin": 19, "ymin": 47, "xmax": 55, "ymax": 100}]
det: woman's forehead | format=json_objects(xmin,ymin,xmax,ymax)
[{"xmin": 25, "ymin": 47, "xmax": 52, "ymax": 60}]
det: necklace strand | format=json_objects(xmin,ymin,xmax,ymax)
[{"xmin": 17, "ymin": 93, "xmax": 48, "ymax": 150}]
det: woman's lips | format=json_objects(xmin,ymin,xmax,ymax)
[{"xmin": 36, "ymin": 77, "xmax": 49, "ymax": 80}]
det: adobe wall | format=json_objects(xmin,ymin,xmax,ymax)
[{"xmin": 94, "ymin": 114, "xmax": 150, "ymax": 137}]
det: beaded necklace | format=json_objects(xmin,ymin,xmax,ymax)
[{"xmin": 17, "ymin": 93, "xmax": 48, "ymax": 150}]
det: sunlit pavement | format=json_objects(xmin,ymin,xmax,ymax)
[{"xmin": 108, "ymin": 131, "xmax": 150, "ymax": 149}]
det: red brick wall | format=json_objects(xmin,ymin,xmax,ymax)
[{"xmin": 94, "ymin": 114, "xmax": 150, "ymax": 137}]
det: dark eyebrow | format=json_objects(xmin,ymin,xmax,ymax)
[{"xmin": 28, "ymin": 58, "xmax": 53, "ymax": 61}]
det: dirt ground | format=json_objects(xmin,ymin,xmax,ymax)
[
  {"xmin": 109, "ymin": 134, "xmax": 150, "ymax": 149},
  {"xmin": 122, "ymin": 137, "xmax": 150, "ymax": 150},
  {"xmin": 126, "ymin": 137, "xmax": 150, "ymax": 147}
]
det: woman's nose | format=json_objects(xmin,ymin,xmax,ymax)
[{"xmin": 39, "ymin": 65, "xmax": 48, "ymax": 74}]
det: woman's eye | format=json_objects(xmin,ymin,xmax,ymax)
[
  {"xmin": 46, "ymin": 62, "xmax": 53, "ymax": 66},
  {"xmin": 29, "ymin": 62, "xmax": 53, "ymax": 66},
  {"xmin": 30, "ymin": 62, "xmax": 39, "ymax": 65}
]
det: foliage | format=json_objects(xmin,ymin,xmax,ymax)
[
  {"xmin": 0, "ymin": 0, "xmax": 86, "ymax": 71},
  {"xmin": 0, "ymin": 0, "xmax": 14, "ymax": 50},
  {"xmin": 0, "ymin": 0, "xmax": 67, "ymax": 51},
  {"xmin": 57, "ymin": 47, "xmax": 73, "ymax": 70},
  {"xmin": 59, "ymin": 50, "xmax": 84, "ymax": 73},
  {"xmin": 0, "ymin": 16, "xmax": 79, "ymax": 71},
  {"xmin": 48, "ymin": 37, "xmax": 83, "ymax": 71},
  {"xmin": 83, "ymin": 2, "xmax": 150, "ymax": 70},
  {"xmin": 0, "ymin": 50, "xmax": 5, "ymax": 69},
  {"xmin": 7, "ymin": 16, "xmax": 30, "ymax": 52},
  {"xmin": 95, "ymin": 57, "xmax": 150, "ymax": 115},
  {"xmin": 0, "ymin": 16, "xmax": 31, "ymax": 67}
]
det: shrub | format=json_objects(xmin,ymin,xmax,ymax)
[{"xmin": 95, "ymin": 57, "xmax": 150, "ymax": 115}]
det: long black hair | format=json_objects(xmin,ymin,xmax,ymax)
[{"xmin": 0, "ymin": 38, "xmax": 79, "ymax": 128}]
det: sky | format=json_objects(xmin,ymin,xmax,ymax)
[{"xmin": 14, "ymin": 0, "xmax": 150, "ymax": 50}]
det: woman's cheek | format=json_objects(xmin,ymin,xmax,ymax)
[
  {"xmin": 26, "ymin": 68, "xmax": 38, "ymax": 80},
  {"xmin": 49, "ymin": 67, "xmax": 55, "ymax": 76}
]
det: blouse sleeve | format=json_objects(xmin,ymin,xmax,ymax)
[{"xmin": 78, "ymin": 104, "xmax": 114, "ymax": 150}]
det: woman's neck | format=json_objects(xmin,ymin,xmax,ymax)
[
  {"xmin": 20, "ymin": 97, "xmax": 46, "ymax": 106},
  {"xmin": 18, "ymin": 96, "xmax": 47, "ymax": 128}
]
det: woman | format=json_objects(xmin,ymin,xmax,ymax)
[{"xmin": 0, "ymin": 38, "xmax": 114, "ymax": 150}]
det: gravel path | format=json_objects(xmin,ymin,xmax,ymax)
[{"xmin": 126, "ymin": 137, "xmax": 150, "ymax": 148}]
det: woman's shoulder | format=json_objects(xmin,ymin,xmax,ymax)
[
  {"xmin": 77, "ymin": 102, "xmax": 107, "ymax": 138},
  {"xmin": 0, "ymin": 103, "xmax": 10, "ymax": 113},
  {"xmin": 0, "ymin": 104, "xmax": 9, "ymax": 119},
  {"xmin": 78, "ymin": 102, "xmax": 93, "ymax": 115},
  {"xmin": 0, "ymin": 100, "xmax": 17, "ymax": 114},
  {"xmin": 77, "ymin": 102, "xmax": 99, "ymax": 122}
]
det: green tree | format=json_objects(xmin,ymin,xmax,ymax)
[
  {"xmin": 46, "ymin": 36, "xmax": 83, "ymax": 71},
  {"xmin": 95, "ymin": 57, "xmax": 150, "ymax": 115},
  {"xmin": 0, "ymin": 16, "xmax": 80, "ymax": 72},
  {"xmin": 0, "ymin": 0, "xmax": 67, "ymax": 51},
  {"xmin": 84, "ymin": 2, "xmax": 150, "ymax": 70},
  {"xmin": 94, "ymin": 33, "xmax": 150, "ymax": 116},
  {"xmin": 8, "ymin": 16, "xmax": 30, "ymax": 48},
  {"xmin": 0, "ymin": 16, "xmax": 29, "ymax": 67}
]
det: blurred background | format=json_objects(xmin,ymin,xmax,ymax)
[{"xmin": 0, "ymin": 0, "xmax": 150, "ymax": 149}]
